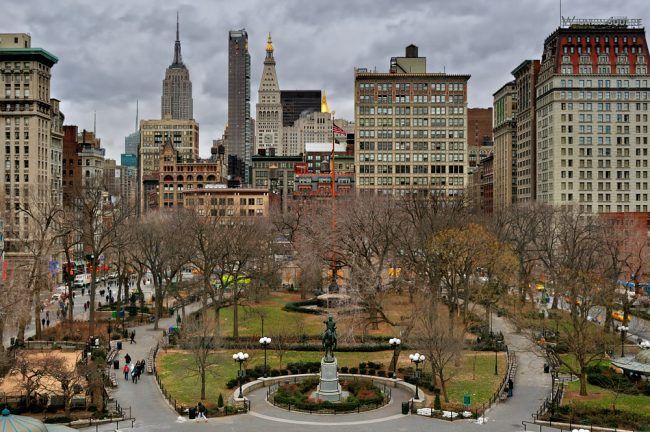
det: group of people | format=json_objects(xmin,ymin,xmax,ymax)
[{"xmin": 122, "ymin": 353, "xmax": 145, "ymax": 383}]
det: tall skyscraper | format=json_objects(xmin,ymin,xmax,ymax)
[
  {"xmin": 512, "ymin": 60, "xmax": 540, "ymax": 203},
  {"xmin": 0, "ymin": 33, "xmax": 64, "ymax": 256},
  {"xmin": 354, "ymin": 45, "xmax": 470, "ymax": 195},
  {"xmin": 535, "ymin": 18, "xmax": 650, "ymax": 212},
  {"xmin": 227, "ymin": 29, "xmax": 251, "ymax": 183},
  {"xmin": 161, "ymin": 13, "xmax": 193, "ymax": 120},
  {"xmin": 492, "ymin": 81, "xmax": 517, "ymax": 210},
  {"xmin": 121, "ymin": 100, "xmax": 139, "ymax": 167}
]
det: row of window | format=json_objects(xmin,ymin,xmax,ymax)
[{"xmin": 359, "ymin": 83, "xmax": 465, "ymax": 91}]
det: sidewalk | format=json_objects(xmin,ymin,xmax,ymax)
[
  {"xmin": 485, "ymin": 311, "xmax": 550, "ymax": 429},
  {"xmin": 81, "ymin": 302, "xmax": 203, "ymax": 431}
]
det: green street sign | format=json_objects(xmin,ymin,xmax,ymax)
[{"xmin": 463, "ymin": 394, "xmax": 471, "ymax": 406}]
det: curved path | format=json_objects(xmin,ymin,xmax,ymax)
[{"xmin": 81, "ymin": 309, "xmax": 549, "ymax": 432}]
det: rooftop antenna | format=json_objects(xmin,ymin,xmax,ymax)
[
  {"xmin": 135, "ymin": 100, "xmax": 139, "ymax": 132},
  {"xmin": 93, "ymin": 110, "xmax": 96, "ymax": 136},
  {"xmin": 559, "ymin": 0, "xmax": 562, "ymax": 26}
]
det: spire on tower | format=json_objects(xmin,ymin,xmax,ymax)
[
  {"xmin": 173, "ymin": 11, "xmax": 183, "ymax": 65},
  {"xmin": 266, "ymin": 32, "xmax": 273, "ymax": 52},
  {"xmin": 321, "ymin": 92, "xmax": 330, "ymax": 113}
]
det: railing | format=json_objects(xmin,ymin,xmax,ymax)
[
  {"xmin": 410, "ymin": 344, "xmax": 516, "ymax": 420},
  {"xmin": 266, "ymin": 377, "xmax": 392, "ymax": 414},
  {"xmin": 152, "ymin": 339, "xmax": 248, "ymax": 417},
  {"xmin": 532, "ymin": 381, "xmax": 565, "ymax": 421}
]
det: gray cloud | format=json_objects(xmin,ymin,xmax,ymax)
[{"xmin": 1, "ymin": 0, "xmax": 646, "ymax": 159}]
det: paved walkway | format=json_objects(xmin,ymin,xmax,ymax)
[{"xmin": 81, "ymin": 308, "xmax": 549, "ymax": 432}]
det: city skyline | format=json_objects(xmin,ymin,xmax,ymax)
[{"xmin": 0, "ymin": 0, "xmax": 646, "ymax": 160}]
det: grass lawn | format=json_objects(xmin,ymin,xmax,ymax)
[
  {"xmin": 156, "ymin": 348, "xmax": 506, "ymax": 409},
  {"xmin": 208, "ymin": 292, "xmax": 406, "ymax": 338},
  {"xmin": 563, "ymin": 381, "xmax": 650, "ymax": 412}
]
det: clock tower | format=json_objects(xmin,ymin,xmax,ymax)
[{"xmin": 255, "ymin": 33, "xmax": 283, "ymax": 155}]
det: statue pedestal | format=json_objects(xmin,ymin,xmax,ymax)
[{"xmin": 315, "ymin": 356, "xmax": 343, "ymax": 401}]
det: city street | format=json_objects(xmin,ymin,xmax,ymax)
[{"xmin": 2, "ymin": 278, "xmax": 130, "ymax": 347}]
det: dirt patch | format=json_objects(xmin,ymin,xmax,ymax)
[{"xmin": 0, "ymin": 351, "xmax": 84, "ymax": 395}]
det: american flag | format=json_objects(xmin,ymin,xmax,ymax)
[{"xmin": 333, "ymin": 124, "xmax": 347, "ymax": 135}]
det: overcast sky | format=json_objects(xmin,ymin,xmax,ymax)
[{"xmin": 1, "ymin": 0, "xmax": 646, "ymax": 160}]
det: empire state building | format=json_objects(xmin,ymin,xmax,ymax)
[{"xmin": 161, "ymin": 13, "xmax": 193, "ymax": 120}]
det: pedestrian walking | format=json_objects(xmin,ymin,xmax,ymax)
[
  {"xmin": 508, "ymin": 378, "xmax": 514, "ymax": 397},
  {"xmin": 130, "ymin": 330, "xmax": 136, "ymax": 344},
  {"xmin": 45, "ymin": 310, "xmax": 50, "ymax": 320},
  {"xmin": 124, "ymin": 353, "xmax": 131, "ymax": 364},
  {"xmin": 41, "ymin": 318, "xmax": 45, "ymax": 327},
  {"xmin": 196, "ymin": 402, "xmax": 207, "ymax": 422},
  {"xmin": 46, "ymin": 319, "xmax": 50, "ymax": 327},
  {"xmin": 123, "ymin": 364, "xmax": 129, "ymax": 381}
]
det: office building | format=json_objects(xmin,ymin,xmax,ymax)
[
  {"xmin": 492, "ymin": 81, "xmax": 517, "ymax": 210},
  {"xmin": 281, "ymin": 90, "xmax": 321, "ymax": 127},
  {"xmin": 467, "ymin": 107, "xmax": 493, "ymax": 168},
  {"xmin": 0, "ymin": 33, "xmax": 64, "ymax": 256},
  {"xmin": 535, "ymin": 18, "xmax": 650, "ymax": 212},
  {"xmin": 354, "ymin": 45, "xmax": 470, "ymax": 195},
  {"xmin": 228, "ymin": 29, "xmax": 252, "ymax": 183},
  {"xmin": 161, "ymin": 14, "xmax": 193, "ymax": 120},
  {"xmin": 512, "ymin": 60, "xmax": 540, "ymax": 203},
  {"xmin": 121, "ymin": 101, "xmax": 139, "ymax": 168},
  {"xmin": 62, "ymin": 126, "xmax": 105, "ymax": 205},
  {"xmin": 139, "ymin": 117, "xmax": 199, "ymax": 211},
  {"xmin": 255, "ymin": 34, "xmax": 283, "ymax": 156},
  {"xmin": 183, "ymin": 186, "xmax": 270, "ymax": 218},
  {"xmin": 158, "ymin": 139, "xmax": 227, "ymax": 209}
]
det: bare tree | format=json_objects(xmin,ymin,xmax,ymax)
[
  {"xmin": 495, "ymin": 203, "xmax": 549, "ymax": 305},
  {"xmin": 69, "ymin": 177, "xmax": 133, "ymax": 335},
  {"xmin": 13, "ymin": 352, "xmax": 48, "ymax": 408},
  {"xmin": 411, "ymin": 303, "xmax": 465, "ymax": 403},
  {"xmin": 131, "ymin": 210, "xmax": 187, "ymax": 330},
  {"xmin": 43, "ymin": 352, "xmax": 86, "ymax": 417},
  {"xmin": 540, "ymin": 208, "xmax": 617, "ymax": 396},
  {"xmin": 333, "ymin": 194, "xmax": 403, "ymax": 330},
  {"xmin": 180, "ymin": 313, "xmax": 221, "ymax": 400},
  {"xmin": 7, "ymin": 191, "xmax": 68, "ymax": 342}
]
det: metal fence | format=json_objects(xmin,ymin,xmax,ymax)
[
  {"xmin": 152, "ymin": 339, "xmax": 249, "ymax": 417},
  {"xmin": 266, "ymin": 376, "xmax": 392, "ymax": 414}
]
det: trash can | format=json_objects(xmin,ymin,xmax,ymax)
[
  {"xmin": 543, "ymin": 363, "xmax": 550, "ymax": 373},
  {"xmin": 188, "ymin": 407, "xmax": 196, "ymax": 419},
  {"xmin": 116, "ymin": 341, "xmax": 122, "ymax": 350},
  {"xmin": 113, "ymin": 359, "xmax": 119, "ymax": 370},
  {"xmin": 401, "ymin": 401, "xmax": 410, "ymax": 415}
]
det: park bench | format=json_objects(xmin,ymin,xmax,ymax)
[
  {"xmin": 108, "ymin": 372, "xmax": 118, "ymax": 387},
  {"xmin": 106, "ymin": 348, "xmax": 118, "ymax": 365},
  {"xmin": 146, "ymin": 347, "xmax": 155, "ymax": 374}
]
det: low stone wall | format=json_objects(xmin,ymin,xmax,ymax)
[{"xmin": 231, "ymin": 373, "xmax": 423, "ymax": 407}]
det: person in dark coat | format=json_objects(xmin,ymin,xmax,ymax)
[{"xmin": 124, "ymin": 353, "xmax": 131, "ymax": 365}]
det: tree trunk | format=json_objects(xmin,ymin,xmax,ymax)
[
  {"xmin": 579, "ymin": 371, "xmax": 587, "ymax": 396},
  {"xmin": 33, "ymin": 291, "xmax": 42, "ymax": 339},
  {"xmin": 213, "ymin": 305, "xmax": 221, "ymax": 337},
  {"xmin": 200, "ymin": 370, "xmax": 206, "ymax": 400},
  {"xmin": 153, "ymin": 278, "xmax": 162, "ymax": 331},
  {"xmin": 233, "ymin": 291, "xmax": 239, "ymax": 341},
  {"xmin": 89, "ymin": 263, "xmax": 98, "ymax": 335},
  {"xmin": 439, "ymin": 371, "xmax": 449, "ymax": 402},
  {"xmin": 0, "ymin": 320, "xmax": 5, "ymax": 353}
]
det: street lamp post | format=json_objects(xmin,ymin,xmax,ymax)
[
  {"xmin": 494, "ymin": 339, "xmax": 501, "ymax": 375},
  {"xmin": 259, "ymin": 337, "xmax": 271, "ymax": 378},
  {"xmin": 408, "ymin": 353, "xmax": 425, "ymax": 400},
  {"xmin": 619, "ymin": 325, "xmax": 629, "ymax": 357},
  {"xmin": 232, "ymin": 351, "xmax": 249, "ymax": 399},
  {"xmin": 389, "ymin": 338, "xmax": 401, "ymax": 378}
]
